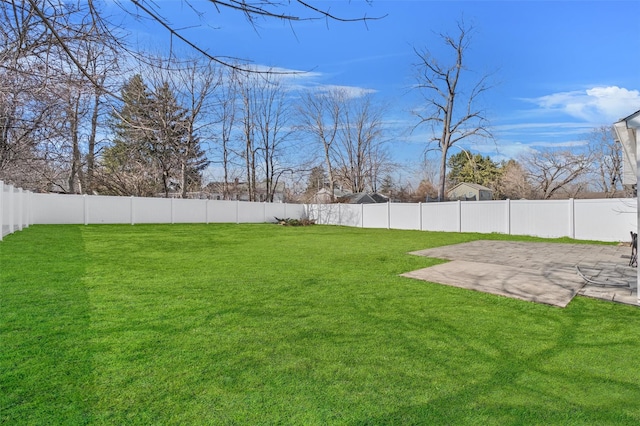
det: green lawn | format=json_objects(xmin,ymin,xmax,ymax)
[{"xmin": 1, "ymin": 224, "xmax": 639, "ymax": 425}]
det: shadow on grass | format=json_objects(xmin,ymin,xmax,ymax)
[
  {"xmin": 0, "ymin": 225, "xmax": 93, "ymax": 424},
  {"xmin": 353, "ymin": 296, "xmax": 640, "ymax": 425}
]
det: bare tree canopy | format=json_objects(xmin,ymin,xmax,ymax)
[
  {"xmin": 521, "ymin": 148, "xmax": 592, "ymax": 199},
  {"xmin": 587, "ymin": 125, "xmax": 624, "ymax": 197},
  {"xmin": 298, "ymin": 88, "xmax": 390, "ymax": 197},
  {"xmin": 1, "ymin": 0, "xmax": 385, "ymax": 195},
  {"xmin": 412, "ymin": 19, "xmax": 493, "ymax": 201},
  {"xmin": 15, "ymin": 0, "xmax": 384, "ymax": 83}
]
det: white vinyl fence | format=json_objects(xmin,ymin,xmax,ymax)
[
  {"xmin": 0, "ymin": 180, "xmax": 637, "ymax": 243},
  {"xmin": 28, "ymin": 193, "xmax": 306, "ymax": 226},
  {"xmin": 308, "ymin": 198, "xmax": 638, "ymax": 242},
  {"xmin": 0, "ymin": 181, "xmax": 31, "ymax": 240}
]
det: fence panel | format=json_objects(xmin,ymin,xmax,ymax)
[
  {"xmin": 207, "ymin": 200, "xmax": 239, "ymax": 223},
  {"xmin": 510, "ymin": 200, "xmax": 570, "ymax": 238},
  {"xmin": 574, "ymin": 198, "xmax": 637, "ymax": 242},
  {"xmin": 133, "ymin": 197, "xmax": 172, "ymax": 224},
  {"xmin": 312, "ymin": 204, "xmax": 341, "ymax": 225},
  {"xmin": 87, "ymin": 195, "xmax": 133, "ymax": 224},
  {"xmin": 172, "ymin": 199, "xmax": 208, "ymax": 223},
  {"xmin": 31, "ymin": 193, "xmax": 85, "ymax": 224},
  {"xmin": 362, "ymin": 203, "xmax": 388, "ymax": 229},
  {"xmin": 461, "ymin": 201, "xmax": 508, "ymax": 234},
  {"xmin": 285, "ymin": 203, "xmax": 306, "ymax": 222},
  {"xmin": 265, "ymin": 203, "xmax": 286, "ymax": 222},
  {"xmin": 237, "ymin": 201, "xmax": 268, "ymax": 223},
  {"xmin": 339, "ymin": 204, "xmax": 363, "ymax": 227},
  {"xmin": 1, "ymin": 182, "xmax": 9, "ymax": 237},
  {"xmin": 421, "ymin": 202, "xmax": 459, "ymax": 232},
  {"xmin": 390, "ymin": 203, "xmax": 421, "ymax": 230}
]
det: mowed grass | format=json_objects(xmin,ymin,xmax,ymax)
[{"xmin": 1, "ymin": 224, "xmax": 640, "ymax": 425}]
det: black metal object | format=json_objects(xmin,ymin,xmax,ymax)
[{"xmin": 630, "ymin": 231, "xmax": 637, "ymax": 268}]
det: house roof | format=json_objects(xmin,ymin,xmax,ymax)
[
  {"xmin": 447, "ymin": 182, "xmax": 492, "ymax": 194},
  {"xmin": 316, "ymin": 187, "xmax": 351, "ymax": 198},
  {"xmin": 618, "ymin": 109, "xmax": 640, "ymax": 124},
  {"xmin": 613, "ymin": 110, "xmax": 640, "ymax": 186},
  {"xmin": 337, "ymin": 192, "xmax": 388, "ymax": 204}
]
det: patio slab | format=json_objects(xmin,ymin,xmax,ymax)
[{"xmin": 404, "ymin": 240, "xmax": 638, "ymax": 307}]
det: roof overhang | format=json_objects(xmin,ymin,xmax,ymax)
[{"xmin": 613, "ymin": 110, "xmax": 640, "ymax": 186}]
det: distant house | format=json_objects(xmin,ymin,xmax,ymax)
[
  {"xmin": 614, "ymin": 109, "xmax": 640, "ymax": 191},
  {"xmin": 447, "ymin": 182, "xmax": 493, "ymax": 201},
  {"xmin": 204, "ymin": 179, "xmax": 286, "ymax": 202},
  {"xmin": 312, "ymin": 187, "xmax": 351, "ymax": 204},
  {"xmin": 337, "ymin": 193, "xmax": 388, "ymax": 204}
]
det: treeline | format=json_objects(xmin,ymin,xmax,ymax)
[
  {"xmin": 0, "ymin": 1, "xmax": 393, "ymax": 201},
  {"xmin": 0, "ymin": 1, "xmax": 628, "ymax": 202}
]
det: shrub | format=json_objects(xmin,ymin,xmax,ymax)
[{"xmin": 274, "ymin": 217, "xmax": 316, "ymax": 226}]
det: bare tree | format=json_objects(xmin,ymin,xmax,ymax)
[
  {"xmin": 494, "ymin": 159, "xmax": 532, "ymax": 200},
  {"xmin": 587, "ymin": 126, "xmax": 623, "ymax": 197},
  {"xmin": 521, "ymin": 149, "xmax": 592, "ymax": 199},
  {"xmin": 250, "ymin": 73, "xmax": 294, "ymax": 202},
  {"xmin": 211, "ymin": 67, "xmax": 241, "ymax": 200},
  {"xmin": 298, "ymin": 88, "xmax": 343, "ymax": 201},
  {"xmin": 413, "ymin": 20, "xmax": 493, "ymax": 201},
  {"xmin": 237, "ymin": 73, "xmax": 259, "ymax": 201},
  {"xmin": 298, "ymin": 88, "xmax": 388, "ymax": 197},
  {"xmin": 235, "ymin": 70, "xmax": 296, "ymax": 201},
  {"xmin": 21, "ymin": 0, "xmax": 383, "ymax": 86},
  {"xmin": 334, "ymin": 93, "xmax": 387, "ymax": 193},
  {"xmin": 1, "ymin": 1, "xmax": 118, "ymax": 191}
]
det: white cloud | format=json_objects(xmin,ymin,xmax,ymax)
[
  {"xmin": 313, "ymin": 84, "xmax": 377, "ymax": 99},
  {"xmin": 527, "ymin": 86, "xmax": 640, "ymax": 124}
]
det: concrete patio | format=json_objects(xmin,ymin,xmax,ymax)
[{"xmin": 402, "ymin": 240, "xmax": 638, "ymax": 308}]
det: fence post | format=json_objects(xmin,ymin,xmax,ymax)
[
  {"xmin": 25, "ymin": 191, "xmax": 31, "ymax": 228},
  {"xmin": 387, "ymin": 201, "xmax": 391, "ymax": 230},
  {"xmin": 568, "ymin": 198, "xmax": 575, "ymax": 239},
  {"xmin": 419, "ymin": 202, "xmax": 423, "ymax": 231},
  {"xmin": 236, "ymin": 200, "xmax": 240, "ymax": 224},
  {"xmin": 457, "ymin": 200, "xmax": 462, "ymax": 233},
  {"xmin": 171, "ymin": 197, "xmax": 175, "ymax": 224},
  {"xmin": 17, "ymin": 188, "xmax": 23, "ymax": 231},
  {"xmin": 8, "ymin": 184, "xmax": 14, "ymax": 234},
  {"xmin": 205, "ymin": 199, "xmax": 209, "ymax": 224},
  {"xmin": 506, "ymin": 199, "xmax": 511, "ymax": 235},
  {"xmin": 0, "ymin": 181, "xmax": 4, "ymax": 241},
  {"xmin": 83, "ymin": 194, "xmax": 89, "ymax": 225},
  {"xmin": 361, "ymin": 203, "xmax": 364, "ymax": 228},
  {"xmin": 28, "ymin": 191, "xmax": 33, "ymax": 227},
  {"xmin": 130, "ymin": 196, "xmax": 135, "ymax": 225}
]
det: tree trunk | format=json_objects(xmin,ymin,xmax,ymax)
[{"xmin": 438, "ymin": 147, "xmax": 448, "ymax": 201}]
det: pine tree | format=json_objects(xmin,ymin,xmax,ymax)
[
  {"xmin": 101, "ymin": 76, "xmax": 208, "ymax": 197},
  {"xmin": 447, "ymin": 151, "xmax": 502, "ymax": 189},
  {"xmin": 102, "ymin": 74, "xmax": 159, "ymax": 196}
]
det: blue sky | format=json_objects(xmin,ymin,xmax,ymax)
[{"xmin": 117, "ymin": 0, "xmax": 640, "ymax": 168}]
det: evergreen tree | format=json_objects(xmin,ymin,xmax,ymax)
[
  {"xmin": 102, "ymin": 74, "xmax": 159, "ymax": 196},
  {"xmin": 305, "ymin": 166, "xmax": 328, "ymax": 196},
  {"xmin": 447, "ymin": 151, "xmax": 502, "ymax": 189},
  {"xmin": 152, "ymin": 82, "xmax": 209, "ymax": 197},
  {"xmin": 379, "ymin": 174, "xmax": 394, "ymax": 196},
  {"xmin": 101, "ymin": 75, "xmax": 208, "ymax": 197},
  {"xmin": 149, "ymin": 82, "xmax": 189, "ymax": 197}
]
